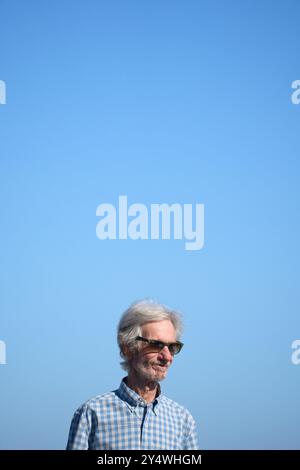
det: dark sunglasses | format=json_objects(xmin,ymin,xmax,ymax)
[{"xmin": 135, "ymin": 336, "xmax": 184, "ymax": 355}]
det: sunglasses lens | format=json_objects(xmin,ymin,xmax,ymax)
[
  {"xmin": 169, "ymin": 344, "xmax": 180, "ymax": 355},
  {"xmin": 137, "ymin": 337, "xmax": 183, "ymax": 355},
  {"xmin": 157, "ymin": 342, "xmax": 180, "ymax": 355}
]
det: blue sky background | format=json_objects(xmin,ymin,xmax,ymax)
[{"xmin": 1, "ymin": 0, "xmax": 300, "ymax": 449}]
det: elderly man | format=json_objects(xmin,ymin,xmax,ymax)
[{"xmin": 66, "ymin": 300, "xmax": 198, "ymax": 450}]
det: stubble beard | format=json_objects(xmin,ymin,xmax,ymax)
[{"xmin": 131, "ymin": 357, "xmax": 169, "ymax": 383}]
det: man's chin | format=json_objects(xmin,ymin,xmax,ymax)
[
  {"xmin": 139, "ymin": 369, "xmax": 168, "ymax": 383},
  {"xmin": 155, "ymin": 374, "xmax": 167, "ymax": 382},
  {"xmin": 152, "ymin": 369, "xmax": 168, "ymax": 381}
]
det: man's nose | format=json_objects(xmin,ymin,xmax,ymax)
[{"xmin": 159, "ymin": 346, "xmax": 173, "ymax": 362}]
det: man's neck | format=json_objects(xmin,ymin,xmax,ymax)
[{"xmin": 126, "ymin": 373, "xmax": 159, "ymax": 404}]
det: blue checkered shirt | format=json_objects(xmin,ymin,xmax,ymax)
[{"xmin": 66, "ymin": 378, "xmax": 198, "ymax": 450}]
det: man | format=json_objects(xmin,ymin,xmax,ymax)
[{"xmin": 66, "ymin": 300, "xmax": 198, "ymax": 450}]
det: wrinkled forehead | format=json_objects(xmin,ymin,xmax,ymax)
[{"xmin": 141, "ymin": 320, "xmax": 177, "ymax": 343}]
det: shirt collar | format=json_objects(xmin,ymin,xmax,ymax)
[{"xmin": 115, "ymin": 376, "xmax": 163, "ymax": 411}]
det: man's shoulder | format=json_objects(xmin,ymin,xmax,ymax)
[
  {"xmin": 160, "ymin": 394, "xmax": 195, "ymax": 420},
  {"xmin": 75, "ymin": 390, "xmax": 117, "ymax": 413}
]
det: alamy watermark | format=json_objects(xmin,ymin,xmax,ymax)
[
  {"xmin": 291, "ymin": 339, "xmax": 300, "ymax": 365},
  {"xmin": 0, "ymin": 340, "xmax": 6, "ymax": 365},
  {"xmin": 96, "ymin": 195, "xmax": 204, "ymax": 251},
  {"xmin": 0, "ymin": 80, "xmax": 6, "ymax": 104},
  {"xmin": 291, "ymin": 80, "xmax": 300, "ymax": 105}
]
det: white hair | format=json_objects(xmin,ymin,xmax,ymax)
[{"xmin": 117, "ymin": 299, "xmax": 183, "ymax": 371}]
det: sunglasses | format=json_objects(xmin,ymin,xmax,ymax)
[{"xmin": 135, "ymin": 336, "xmax": 184, "ymax": 355}]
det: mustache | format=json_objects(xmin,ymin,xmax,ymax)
[{"xmin": 155, "ymin": 361, "xmax": 170, "ymax": 367}]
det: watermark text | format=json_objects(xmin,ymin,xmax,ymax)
[
  {"xmin": 0, "ymin": 340, "xmax": 6, "ymax": 365},
  {"xmin": 96, "ymin": 196, "xmax": 204, "ymax": 251},
  {"xmin": 0, "ymin": 80, "xmax": 6, "ymax": 104},
  {"xmin": 291, "ymin": 80, "xmax": 300, "ymax": 104},
  {"xmin": 291, "ymin": 339, "xmax": 300, "ymax": 365}
]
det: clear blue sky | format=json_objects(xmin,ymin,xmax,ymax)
[{"xmin": 0, "ymin": 0, "xmax": 300, "ymax": 449}]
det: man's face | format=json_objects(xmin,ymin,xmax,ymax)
[{"xmin": 128, "ymin": 320, "xmax": 177, "ymax": 382}]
